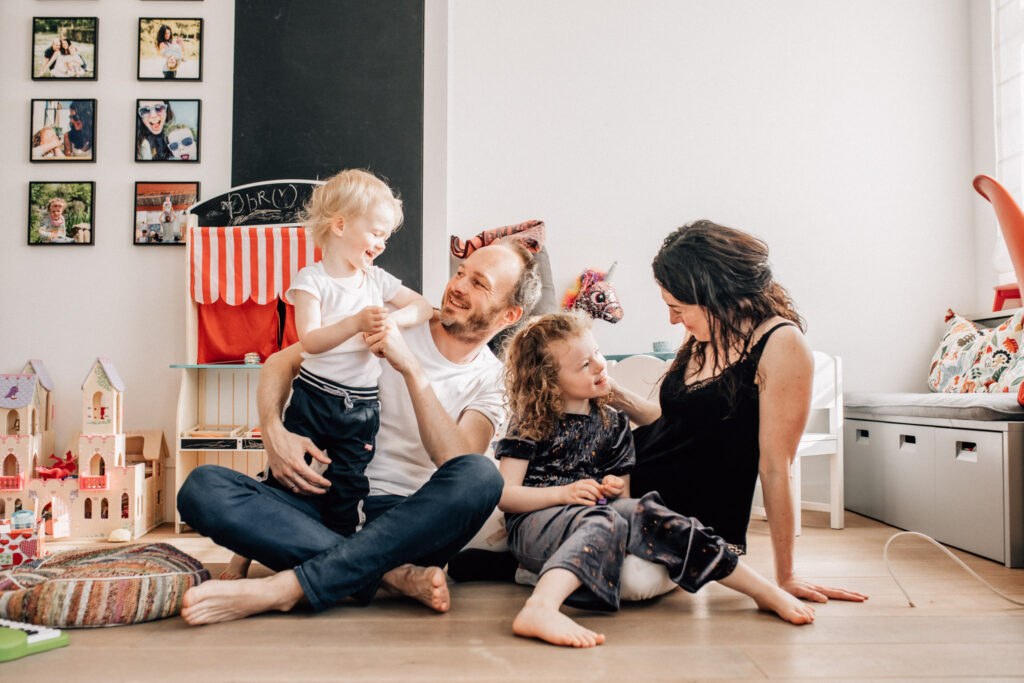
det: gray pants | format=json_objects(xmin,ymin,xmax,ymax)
[{"xmin": 506, "ymin": 491, "xmax": 739, "ymax": 611}]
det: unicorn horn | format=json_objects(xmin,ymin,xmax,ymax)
[{"xmin": 605, "ymin": 261, "xmax": 617, "ymax": 282}]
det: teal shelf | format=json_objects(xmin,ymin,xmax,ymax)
[{"xmin": 604, "ymin": 352, "xmax": 675, "ymax": 362}]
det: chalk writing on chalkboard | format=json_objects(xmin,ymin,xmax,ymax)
[{"xmin": 187, "ymin": 179, "xmax": 322, "ymax": 227}]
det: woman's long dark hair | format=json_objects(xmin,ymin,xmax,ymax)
[
  {"xmin": 156, "ymin": 25, "xmax": 173, "ymax": 47},
  {"xmin": 653, "ymin": 220, "xmax": 804, "ymax": 401}
]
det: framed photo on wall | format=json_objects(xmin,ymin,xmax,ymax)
[
  {"xmin": 32, "ymin": 17, "xmax": 97, "ymax": 80},
  {"xmin": 134, "ymin": 181, "xmax": 199, "ymax": 245},
  {"xmin": 28, "ymin": 182, "xmax": 95, "ymax": 246},
  {"xmin": 137, "ymin": 18, "xmax": 203, "ymax": 81},
  {"xmin": 30, "ymin": 99, "xmax": 96, "ymax": 162},
  {"xmin": 135, "ymin": 99, "xmax": 201, "ymax": 162}
]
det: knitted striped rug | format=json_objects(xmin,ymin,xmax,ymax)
[{"xmin": 0, "ymin": 543, "xmax": 210, "ymax": 627}]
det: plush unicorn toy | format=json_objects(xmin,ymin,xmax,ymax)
[{"xmin": 563, "ymin": 262, "xmax": 623, "ymax": 323}]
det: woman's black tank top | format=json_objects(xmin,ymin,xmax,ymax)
[{"xmin": 631, "ymin": 322, "xmax": 794, "ymax": 552}]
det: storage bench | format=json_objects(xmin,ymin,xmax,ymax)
[{"xmin": 844, "ymin": 392, "xmax": 1024, "ymax": 567}]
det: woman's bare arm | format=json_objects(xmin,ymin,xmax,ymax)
[{"xmin": 758, "ymin": 324, "xmax": 867, "ymax": 602}]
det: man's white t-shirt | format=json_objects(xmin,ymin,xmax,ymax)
[
  {"xmin": 286, "ymin": 262, "xmax": 402, "ymax": 387},
  {"xmin": 366, "ymin": 321, "xmax": 507, "ymax": 497}
]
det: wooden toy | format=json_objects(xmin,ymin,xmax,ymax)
[
  {"xmin": 173, "ymin": 181, "xmax": 324, "ymax": 532},
  {"xmin": 0, "ymin": 359, "xmax": 169, "ymax": 542},
  {"xmin": 0, "ymin": 619, "xmax": 69, "ymax": 662}
]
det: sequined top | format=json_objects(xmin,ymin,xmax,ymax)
[{"xmin": 495, "ymin": 404, "xmax": 635, "ymax": 489}]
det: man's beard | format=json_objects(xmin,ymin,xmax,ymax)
[{"xmin": 439, "ymin": 291, "xmax": 504, "ymax": 344}]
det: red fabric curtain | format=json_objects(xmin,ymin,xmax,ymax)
[{"xmin": 197, "ymin": 300, "xmax": 281, "ymax": 364}]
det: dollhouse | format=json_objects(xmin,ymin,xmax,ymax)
[
  {"xmin": 0, "ymin": 360, "xmax": 54, "ymax": 494},
  {"xmin": 0, "ymin": 358, "xmax": 168, "ymax": 541}
]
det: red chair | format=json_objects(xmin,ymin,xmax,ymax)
[{"xmin": 973, "ymin": 174, "xmax": 1024, "ymax": 311}]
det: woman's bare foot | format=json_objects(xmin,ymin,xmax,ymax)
[
  {"xmin": 512, "ymin": 599, "xmax": 605, "ymax": 648},
  {"xmin": 380, "ymin": 564, "xmax": 450, "ymax": 613},
  {"xmin": 718, "ymin": 562, "xmax": 815, "ymax": 625},
  {"xmin": 219, "ymin": 554, "xmax": 252, "ymax": 581},
  {"xmin": 181, "ymin": 570, "xmax": 304, "ymax": 626},
  {"xmin": 751, "ymin": 584, "xmax": 816, "ymax": 624}
]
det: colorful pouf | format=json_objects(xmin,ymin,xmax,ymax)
[{"xmin": 0, "ymin": 542, "xmax": 209, "ymax": 627}]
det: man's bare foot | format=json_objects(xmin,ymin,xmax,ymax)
[
  {"xmin": 181, "ymin": 570, "xmax": 304, "ymax": 626},
  {"xmin": 512, "ymin": 600, "xmax": 605, "ymax": 648},
  {"xmin": 380, "ymin": 564, "xmax": 450, "ymax": 613},
  {"xmin": 751, "ymin": 584, "xmax": 816, "ymax": 625},
  {"xmin": 219, "ymin": 554, "xmax": 252, "ymax": 581}
]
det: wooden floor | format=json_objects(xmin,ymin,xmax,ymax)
[{"xmin": 8, "ymin": 511, "xmax": 1024, "ymax": 681}]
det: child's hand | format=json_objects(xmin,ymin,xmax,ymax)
[
  {"xmin": 561, "ymin": 479, "xmax": 602, "ymax": 506},
  {"xmin": 600, "ymin": 475, "xmax": 626, "ymax": 500},
  {"xmin": 356, "ymin": 306, "xmax": 389, "ymax": 334}
]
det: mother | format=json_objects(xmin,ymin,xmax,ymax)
[{"xmin": 611, "ymin": 220, "xmax": 866, "ymax": 603}]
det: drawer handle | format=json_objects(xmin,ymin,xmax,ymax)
[
  {"xmin": 899, "ymin": 434, "xmax": 916, "ymax": 448},
  {"xmin": 956, "ymin": 441, "xmax": 978, "ymax": 463},
  {"xmin": 856, "ymin": 429, "xmax": 869, "ymax": 441}
]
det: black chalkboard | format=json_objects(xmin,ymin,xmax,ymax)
[
  {"xmin": 232, "ymin": 0, "xmax": 424, "ymax": 292},
  {"xmin": 188, "ymin": 179, "xmax": 320, "ymax": 227}
]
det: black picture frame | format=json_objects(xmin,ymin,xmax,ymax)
[
  {"xmin": 30, "ymin": 99, "xmax": 96, "ymax": 163},
  {"xmin": 134, "ymin": 181, "xmax": 199, "ymax": 246},
  {"xmin": 31, "ymin": 17, "xmax": 98, "ymax": 81},
  {"xmin": 28, "ymin": 182, "xmax": 95, "ymax": 246},
  {"xmin": 135, "ymin": 98, "xmax": 201, "ymax": 163},
  {"xmin": 137, "ymin": 18, "xmax": 203, "ymax": 81}
]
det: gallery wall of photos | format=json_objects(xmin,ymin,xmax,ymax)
[{"xmin": 28, "ymin": 12, "xmax": 205, "ymax": 247}]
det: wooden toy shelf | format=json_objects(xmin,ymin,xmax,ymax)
[
  {"xmin": 173, "ymin": 182, "xmax": 324, "ymax": 533},
  {"xmin": 171, "ymin": 363, "xmax": 267, "ymax": 533}
]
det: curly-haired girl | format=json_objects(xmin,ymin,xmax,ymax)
[{"xmin": 497, "ymin": 312, "xmax": 814, "ymax": 648}]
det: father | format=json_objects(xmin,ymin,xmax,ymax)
[{"xmin": 177, "ymin": 241, "xmax": 541, "ymax": 624}]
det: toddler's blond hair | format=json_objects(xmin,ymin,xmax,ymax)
[{"xmin": 302, "ymin": 169, "xmax": 403, "ymax": 249}]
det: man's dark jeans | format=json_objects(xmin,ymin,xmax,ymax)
[{"xmin": 177, "ymin": 454, "xmax": 503, "ymax": 610}]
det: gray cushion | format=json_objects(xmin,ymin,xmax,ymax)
[{"xmin": 845, "ymin": 391, "xmax": 1024, "ymax": 421}]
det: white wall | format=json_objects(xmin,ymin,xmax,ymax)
[
  {"xmin": 446, "ymin": 0, "xmax": 979, "ymax": 393},
  {"xmin": 0, "ymin": 3, "xmax": 234, "ymax": 509}
]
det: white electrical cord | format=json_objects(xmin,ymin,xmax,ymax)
[{"xmin": 883, "ymin": 530, "xmax": 1024, "ymax": 608}]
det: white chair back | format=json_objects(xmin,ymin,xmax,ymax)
[
  {"xmin": 607, "ymin": 355, "xmax": 671, "ymax": 402},
  {"xmin": 805, "ymin": 351, "xmax": 843, "ymax": 437}
]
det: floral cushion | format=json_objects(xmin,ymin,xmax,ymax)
[{"xmin": 928, "ymin": 309, "xmax": 1024, "ymax": 393}]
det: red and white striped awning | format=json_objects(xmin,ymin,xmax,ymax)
[{"xmin": 189, "ymin": 226, "xmax": 322, "ymax": 305}]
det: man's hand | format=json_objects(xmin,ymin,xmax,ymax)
[
  {"xmin": 263, "ymin": 420, "xmax": 331, "ymax": 495},
  {"xmin": 561, "ymin": 479, "xmax": 602, "ymax": 506},
  {"xmin": 599, "ymin": 474, "xmax": 626, "ymax": 499},
  {"xmin": 356, "ymin": 306, "xmax": 389, "ymax": 335},
  {"xmin": 365, "ymin": 320, "xmax": 419, "ymax": 376}
]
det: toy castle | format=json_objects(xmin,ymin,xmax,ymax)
[{"xmin": 0, "ymin": 358, "xmax": 167, "ymax": 542}]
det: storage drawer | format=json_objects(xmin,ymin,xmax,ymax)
[
  {"xmin": 933, "ymin": 427, "xmax": 1005, "ymax": 563},
  {"xmin": 844, "ymin": 420, "xmax": 886, "ymax": 520},
  {"xmin": 882, "ymin": 422, "xmax": 936, "ymax": 536}
]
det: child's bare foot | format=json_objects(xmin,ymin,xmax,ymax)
[
  {"xmin": 512, "ymin": 599, "xmax": 606, "ymax": 648},
  {"xmin": 752, "ymin": 584, "xmax": 815, "ymax": 624},
  {"xmin": 380, "ymin": 564, "xmax": 450, "ymax": 613},
  {"xmin": 181, "ymin": 571, "xmax": 304, "ymax": 626},
  {"xmin": 219, "ymin": 554, "xmax": 252, "ymax": 581}
]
